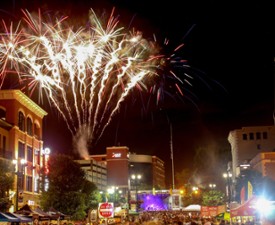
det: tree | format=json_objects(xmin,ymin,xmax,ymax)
[
  {"xmin": 201, "ymin": 190, "xmax": 225, "ymax": 206},
  {"xmin": 40, "ymin": 154, "xmax": 98, "ymax": 220},
  {"xmin": 0, "ymin": 158, "xmax": 15, "ymax": 211}
]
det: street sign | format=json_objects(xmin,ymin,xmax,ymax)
[
  {"xmin": 98, "ymin": 202, "xmax": 114, "ymax": 218},
  {"xmin": 89, "ymin": 209, "xmax": 97, "ymax": 223}
]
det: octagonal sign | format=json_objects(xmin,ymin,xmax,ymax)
[{"xmin": 98, "ymin": 202, "xmax": 114, "ymax": 218}]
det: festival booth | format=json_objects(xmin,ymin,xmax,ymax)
[
  {"xmin": 0, "ymin": 212, "xmax": 20, "ymax": 225},
  {"xmin": 16, "ymin": 204, "xmax": 52, "ymax": 224},
  {"xmin": 0, "ymin": 212, "xmax": 32, "ymax": 225},
  {"xmin": 230, "ymin": 195, "xmax": 260, "ymax": 224}
]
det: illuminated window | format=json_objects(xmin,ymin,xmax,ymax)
[{"xmin": 34, "ymin": 149, "xmax": 40, "ymax": 165}]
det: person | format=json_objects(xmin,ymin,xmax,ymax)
[{"xmin": 204, "ymin": 218, "xmax": 211, "ymax": 225}]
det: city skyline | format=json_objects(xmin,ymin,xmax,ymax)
[{"xmin": 1, "ymin": 0, "xmax": 275, "ymax": 186}]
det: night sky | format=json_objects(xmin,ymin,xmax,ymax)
[{"xmin": 1, "ymin": 1, "xmax": 275, "ymax": 187}]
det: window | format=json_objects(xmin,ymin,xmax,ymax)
[
  {"xmin": 18, "ymin": 111, "xmax": 25, "ymax": 131},
  {"xmin": 34, "ymin": 177, "xmax": 39, "ymax": 193},
  {"xmin": 256, "ymin": 132, "xmax": 261, "ymax": 140},
  {"xmin": 26, "ymin": 117, "xmax": 33, "ymax": 136},
  {"xmin": 27, "ymin": 146, "xmax": 33, "ymax": 163},
  {"xmin": 0, "ymin": 108, "xmax": 6, "ymax": 120},
  {"xmin": 26, "ymin": 176, "xmax": 33, "ymax": 192},
  {"xmin": 34, "ymin": 149, "xmax": 40, "ymax": 165},
  {"xmin": 18, "ymin": 142, "xmax": 25, "ymax": 158},
  {"xmin": 263, "ymin": 132, "xmax": 268, "ymax": 139},
  {"xmin": 34, "ymin": 123, "xmax": 40, "ymax": 139},
  {"xmin": 249, "ymin": 133, "xmax": 254, "ymax": 140},
  {"xmin": 242, "ymin": 134, "xmax": 247, "ymax": 140}
]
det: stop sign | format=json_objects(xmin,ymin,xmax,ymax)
[{"xmin": 98, "ymin": 202, "xmax": 114, "ymax": 218}]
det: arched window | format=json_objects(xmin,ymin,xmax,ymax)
[
  {"xmin": 27, "ymin": 117, "xmax": 33, "ymax": 136},
  {"xmin": 18, "ymin": 111, "xmax": 25, "ymax": 131}
]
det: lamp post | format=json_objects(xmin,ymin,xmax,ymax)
[
  {"xmin": 13, "ymin": 158, "xmax": 27, "ymax": 212},
  {"xmin": 223, "ymin": 172, "xmax": 232, "ymax": 209},
  {"xmin": 131, "ymin": 174, "xmax": 141, "ymax": 212},
  {"xmin": 209, "ymin": 183, "xmax": 216, "ymax": 189}
]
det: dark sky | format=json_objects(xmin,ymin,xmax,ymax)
[{"xmin": 1, "ymin": 1, "xmax": 275, "ymax": 186}]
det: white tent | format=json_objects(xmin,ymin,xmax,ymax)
[{"xmin": 182, "ymin": 204, "xmax": 201, "ymax": 212}]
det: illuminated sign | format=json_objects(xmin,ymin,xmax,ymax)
[{"xmin": 112, "ymin": 152, "xmax": 121, "ymax": 158}]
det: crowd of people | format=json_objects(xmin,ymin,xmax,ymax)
[{"xmin": 120, "ymin": 211, "xmax": 232, "ymax": 225}]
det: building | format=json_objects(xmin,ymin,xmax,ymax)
[
  {"xmin": 0, "ymin": 89, "xmax": 48, "ymax": 211},
  {"xmin": 228, "ymin": 125, "xmax": 275, "ymax": 181},
  {"xmin": 90, "ymin": 146, "xmax": 166, "ymax": 190},
  {"xmin": 250, "ymin": 152, "xmax": 275, "ymax": 181},
  {"xmin": 227, "ymin": 125, "xmax": 275, "ymax": 202},
  {"xmin": 74, "ymin": 158, "xmax": 107, "ymax": 191}
]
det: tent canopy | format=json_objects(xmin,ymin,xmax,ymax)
[
  {"xmin": 230, "ymin": 195, "xmax": 259, "ymax": 217},
  {"xmin": 4, "ymin": 212, "xmax": 32, "ymax": 223},
  {"xmin": 0, "ymin": 212, "xmax": 20, "ymax": 222},
  {"xmin": 182, "ymin": 204, "xmax": 201, "ymax": 211}
]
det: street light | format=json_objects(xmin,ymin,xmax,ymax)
[
  {"xmin": 131, "ymin": 174, "xmax": 141, "ymax": 212},
  {"xmin": 12, "ymin": 158, "xmax": 27, "ymax": 212},
  {"xmin": 209, "ymin": 183, "xmax": 216, "ymax": 189},
  {"xmin": 223, "ymin": 172, "xmax": 232, "ymax": 208}
]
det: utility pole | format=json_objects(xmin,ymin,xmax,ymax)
[{"xmin": 170, "ymin": 123, "xmax": 175, "ymax": 190}]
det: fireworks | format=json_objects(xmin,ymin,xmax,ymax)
[{"xmin": 0, "ymin": 8, "xmax": 190, "ymax": 157}]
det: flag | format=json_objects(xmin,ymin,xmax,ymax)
[{"xmin": 247, "ymin": 181, "xmax": 253, "ymax": 199}]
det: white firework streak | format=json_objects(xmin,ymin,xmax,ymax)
[{"xmin": 0, "ymin": 8, "xmax": 161, "ymax": 148}]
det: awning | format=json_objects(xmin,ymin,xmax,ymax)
[
  {"xmin": 0, "ymin": 212, "xmax": 20, "ymax": 222},
  {"xmin": 182, "ymin": 204, "xmax": 201, "ymax": 211},
  {"xmin": 230, "ymin": 195, "xmax": 259, "ymax": 217},
  {"xmin": 5, "ymin": 212, "xmax": 32, "ymax": 223}
]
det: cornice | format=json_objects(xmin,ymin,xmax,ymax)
[{"xmin": 0, "ymin": 89, "xmax": 48, "ymax": 118}]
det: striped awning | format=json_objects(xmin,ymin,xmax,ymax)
[{"xmin": 0, "ymin": 212, "xmax": 20, "ymax": 222}]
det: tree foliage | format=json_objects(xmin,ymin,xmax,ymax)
[
  {"xmin": 40, "ymin": 154, "xmax": 98, "ymax": 220},
  {"xmin": 0, "ymin": 158, "xmax": 15, "ymax": 211},
  {"xmin": 201, "ymin": 190, "xmax": 225, "ymax": 206}
]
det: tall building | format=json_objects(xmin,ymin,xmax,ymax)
[
  {"xmin": 90, "ymin": 146, "xmax": 166, "ymax": 190},
  {"xmin": 75, "ymin": 159, "xmax": 107, "ymax": 191},
  {"xmin": 228, "ymin": 125, "xmax": 275, "ymax": 181},
  {"xmin": 227, "ymin": 125, "xmax": 275, "ymax": 202},
  {"xmin": 0, "ymin": 89, "xmax": 47, "ymax": 211}
]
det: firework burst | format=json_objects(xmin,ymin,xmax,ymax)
[{"xmin": 0, "ymin": 8, "xmax": 194, "ymax": 158}]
